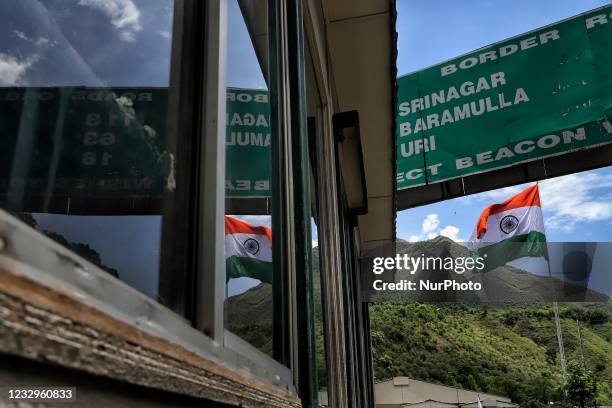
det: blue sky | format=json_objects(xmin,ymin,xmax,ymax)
[
  {"xmin": 396, "ymin": 0, "xmax": 610, "ymax": 75},
  {"xmin": 0, "ymin": 0, "xmax": 174, "ymax": 299},
  {"xmin": 2, "ymin": 0, "xmax": 610, "ymax": 299},
  {"xmin": 0, "ymin": 0, "xmax": 174, "ymax": 87},
  {"xmin": 395, "ymin": 0, "xmax": 612, "ymax": 244},
  {"xmin": 227, "ymin": 0, "xmax": 267, "ymax": 89},
  {"xmin": 0, "ymin": 0, "xmax": 267, "ymax": 299}
]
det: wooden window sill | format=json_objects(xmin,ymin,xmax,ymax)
[{"xmin": 0, "ymin": 257, "xmax": 300, "ymax": 407}]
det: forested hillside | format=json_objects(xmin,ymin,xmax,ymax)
[
  {"xmin": 370, "ymin": 301, "xmax": 611, "ymax": 406},
  {"xmin": 225, "ymin": 240, "xmax": 611, "ymax": 406},
  {"xmin": 370, "ymin": 238, "xmax": 611, "ymax": 406}
]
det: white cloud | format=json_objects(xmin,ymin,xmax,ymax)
[
  {"xmin": 440, "ymin": 225, "xmax": 462, "ymax": 242},
  {"xmin": 119, "ymin": 31, "xmax": 136, "ymax": 42},
  {"xmin": 421, "ymin": 213, "xmax": 439, "ymax": 234},
  {"xmin": 13, "ymin": 30, "xmax": 28, "ymax": 41},
  {"xmin": 159, "ymin": 30, "xmax": 172, "ymax": 39},
  {"xmin": 457, "ymin": 182, "xmax": 528, "ymax": 208},
  {"xmin": 461, "ymin": 170, "xmax": 612, "ymax": 232},
  {"xmin": 400, "ymin": 214, "xmax": 463, "ymax": 243},
  {"xmin": 231, "ymin": 215, "xmax": 271, "ymax": 228},
  {"xmin": 477, "ymin": 184, "xmax": 524, "ymax": 201},
  {"xmin": 0, "ymin": 53, "xmax": 37, "ymax": 86},
  {"xmin": 539, "ymin": 172, "xmax": 612, "ymax": 230},
  {"xmin": 13, "ymin": 30, "xmax": 54, "ymax": 47},
  {"xmin": 78, "ymin": 0, "xmax": 142, "ymax": 42},
  {"xmin": 312, "ymin": 240, "xmax": 318, "ymax": 248}
]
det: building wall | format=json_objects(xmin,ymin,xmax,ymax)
[{"xmin": 375, "ymin": 377, "xmax": 512, "ymax": 407}]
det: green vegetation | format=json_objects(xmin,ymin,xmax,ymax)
[
  {"xmin": 565, "ymin": 360, "xmax": 598, "ymax": 408},
  {"xmin": 220, "ymin": 241, "xmax": 611, "ymax": 406},
  {"xmin": 370, "ymin": 302, "xmax": 611, "ymax": 406},
  {"xmin": 225, "ymin": 282, "xmax": 274, "ymax": 356}
]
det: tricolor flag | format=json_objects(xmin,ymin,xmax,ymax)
[
  {"xmin": 469, "ymin": 184, "xmax": 548, "ymax": 270},
  {"xmin": 225, "ymin": 216, "xmax": 273, "ymax": 284}
]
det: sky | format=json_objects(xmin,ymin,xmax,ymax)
[
  {"xmin": 396, "ymin": 0, "xmax": 610, "ymax": 75},
  {"xmin": 395, "ymin": 0, "xmax": 612, "ymax": 245},
  {"xmin": 0, "ymin": 0, "xmax": 267, "ymax": 300},
  {"xmin": 0, "ymin": 0, "xmax": 174, "ymax": 300},
  {"xmin": 226, "ymin": 0, "xmax": 267, "ymax": 89},
  {"xmin": 1, "ymin": 0, "xmax": 610, "ymax": 300},
  {"xmin": 0, "ymin": 0, "xmax": 174, "ymax": 87}
]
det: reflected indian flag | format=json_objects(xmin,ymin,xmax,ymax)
[{"xmin": 225, "ymin": 216, "xmax": 273, "ymax": 284}]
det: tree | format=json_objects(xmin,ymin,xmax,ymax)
[
  {"xmin": 467, "ymin": 374, "xmax": 480, "ymax": 391},
  {"xmin": 565, "ymin": 360, "xmax": 597, "ymax": 408}
]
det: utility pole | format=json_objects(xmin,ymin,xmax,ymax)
[
  {"xmin": 553, "ymin": 301, "xmax": 567, "ymax": 383},
  {"xmin": 576, "ymin": 318, "xmax": 586, "ymax": 365}
]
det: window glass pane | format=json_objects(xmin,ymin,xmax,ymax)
[
  {"xmin": 304, "ymin": 26, "xmax": 328, "ymax": 406},
  {"xmin": 0, "ymin": 0, "xmax": 175, "ymax": 305},
  {"xmin": 224, "ymin": 0, "xmax": 273, "ymax": 355},
  {"xmin": 312, "ymin": 217, "xmax": 328, "ymax": 405},
  {"xmin": 305, "ymin": 30, "xmax": 328, "ymax": 402}
]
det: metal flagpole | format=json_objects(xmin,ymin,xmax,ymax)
[
  {"xmin": 576, "ymin": 318, "xmax": 586, "ymax": 366},
  {"xmin": 553, "ymin": 301, "xmax": 567, "ymax": 383},
  {"xmin": 537, "ymin": 180, "xmax": 567, "ymax": 384}
]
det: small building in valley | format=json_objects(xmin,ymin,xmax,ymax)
[{"xmin": 374, "ymin": 377, "xmax": 518, "ymax": 408}]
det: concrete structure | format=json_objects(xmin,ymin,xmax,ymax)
[{"xmin": 374, "ymin": 377, "xmax": 518, "ymax": 408}]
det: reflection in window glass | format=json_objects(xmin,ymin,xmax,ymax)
[
  {"xmin": 0, "ymin": 0, "xmax": 174, "ymax": 304},
  {"xmin": 304, "ymin": 24, "xmax": 328, "ymax": 401},
  {"xmin": 312, "ymin": 217, "xmax": 328, "ymax": 403},
  {"xmin": 223, "ymin": 0, "xmax": 273, "ymax": 356}
]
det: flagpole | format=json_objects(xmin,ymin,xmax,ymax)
[
  {"xmin": 537, "ymin": 180, "xmax": 567, "ymax": 384},
  {"xmin": 552, "ymin": 301, "xmax": 567, "ymax": 383},
  {"xmin": 576, "ymin": 318, "xmax": 586, "ymax": 366}
]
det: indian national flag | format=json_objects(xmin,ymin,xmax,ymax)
[
  {"xmin": 225, "ymin": 216, "xmax": 273, "ymax": 284},
  {"xmin": 469, "ymin": 184, "xmax": 548, "ymax": 269}
]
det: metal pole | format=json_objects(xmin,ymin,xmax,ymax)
[
  {"xmin": 553, "ymin": 301, "xmax": 567, "ymax": 383},
  {"xmin": 576, "ymin": 318, "xmax": 586, "ymax": 365},
  {"xmin": 537, "ymin": 181, "xmax": 568, "ymax": 384}
]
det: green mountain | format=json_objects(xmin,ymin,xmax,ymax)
[
  {"xmin": 223, "ymin": 238, "xmax": 611, "ymax": 406},
  {"xmin": 391, "ymin": 236, "xmax": 608, "ymax": 304},
  {"xmin": 371, "ymin": 238, "xmax": 612, "ymax": 406},
  {"xmin": 225, "ymin": 282, "xmax": 274, "ymax": 356},
  {"xmin": 370, "ymin": 302, "xmax": 611, "ymax": 406}
]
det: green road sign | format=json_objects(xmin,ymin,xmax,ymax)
[
  {"xmin": 0, "ymin": 86, "xmax": 271, "ymax": 214},
  {"xmin": 396, "ymin": 5, "xmax": 612, "ymax": 190},
  {"xmin": 225, "ymin": 88, "xmax": 271, "ymax": 198},
  {"xmin": 0, "ymin": 87, "xmax": 167, "ymax": 204}
]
